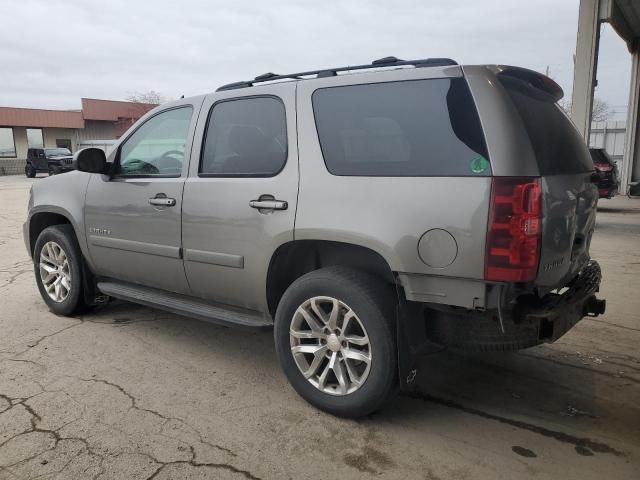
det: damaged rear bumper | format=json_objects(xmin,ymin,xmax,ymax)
[
  {"xmin": 514, "ymin": 260, "xmax": 606, "ymax": 343},
  {"xmin": 395, "ymin": 261, "xmax": 606, "ymax": 390}
]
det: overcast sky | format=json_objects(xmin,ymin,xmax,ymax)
[{"xmin": 0, "ymin": 0, "xmax": 632, "ymax": 118}]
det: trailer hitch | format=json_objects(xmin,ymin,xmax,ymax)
[{"xmin": 584, "ymin": 296, "xmax": 606, "ymax": 317}]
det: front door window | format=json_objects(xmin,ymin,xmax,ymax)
[{"xmin": 116, "ymin": 107, "xmax": 193, "ymax": 177}]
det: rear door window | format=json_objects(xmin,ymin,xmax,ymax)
[
  {"xmin": 499, "ymin": 75, "xmax": 593, "ymax": 175},
  {"xmin": 200, "ymin": 96, "xmax": 287, "ymax": 177},
  {"xmin": 311, "ymin": 78, "xmax": 490, "ymax": 176}
]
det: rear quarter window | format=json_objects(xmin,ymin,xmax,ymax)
[
  {"xmin": 499, "ymin": 75, "xmax": 593, "ymax": 176},
  {"xmin": 311, "ymin": 78, "xmax": 490, "ymax": 177}
]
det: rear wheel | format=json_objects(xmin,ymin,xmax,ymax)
[
  {"xmin": 274, "ymin": 267, "xmax": 397, "ymax": 417},
  {"xmin": 33, "ymin": 225, "xmax": 86, "ymax": 316},
  {"xmin": 25, "ymin": 165, "xmax": 36, "ymax": 178}
]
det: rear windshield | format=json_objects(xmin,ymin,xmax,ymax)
[
  {"xmin": 589, "ymin": 149, "xmax": 611, "ymax": 165},
  {"xmin": 499, "ymin": 75, "xmax": 593, "ymax": 175},
  {"xmin": 312, "ymin": 78, "xmax": 490, "ymax": 176}
]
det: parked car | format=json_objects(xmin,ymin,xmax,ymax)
[
  {"xmin": 23, "ymin": 57, "xmax": 606, "ymax": 417},
  {"xmin": 25, "ymin": 147, "xmax": 74, "ymax": 177},
  {"xmin": 589, "ymin": 148, "xmax": 619, "ymax": 198}
]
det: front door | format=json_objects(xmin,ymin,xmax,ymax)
[
  {"xmin": 84, "ymin": 101, "xmax": 202, "ymax": 294},
  {"xmin": 182, "ymin": 84, "xmax": 298, "ymax": 312}
]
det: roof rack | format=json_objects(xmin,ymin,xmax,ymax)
[{"xmin": 216, "ymin": 56, "xmax": 458, "ymax": 91}]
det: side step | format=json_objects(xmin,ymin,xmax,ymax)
[{"xmin": 97, "ymin": 281, "xmax": 272, "ymax": 329}]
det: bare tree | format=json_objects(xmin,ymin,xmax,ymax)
[
  {"xmin": 591, "ymin": 97, "xmax": 614, "ymax": 122},
  {"xmin": 559, "ymin": 97, "xmax": 613, "ymax": 122},
  {"xmin": 125, "ymin": 90, "xmax": 166, "ymax": 105},
  {"xmin": 559, "ymin": 98, "xmax": 572, "ymax": 115}
]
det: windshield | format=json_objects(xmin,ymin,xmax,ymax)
[{"xmin": 45, "ymin": 148, "xmax": 71, "ymax": 157}]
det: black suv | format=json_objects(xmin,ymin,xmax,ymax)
[
  {"xmin": 589, "ymin": 148, "xmax": 619, "ymax": 199},
  {"xmin": 25, "ymin": 148, "xmax": 73, "ymax": 177}
]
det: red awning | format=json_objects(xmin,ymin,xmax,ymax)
[{"xmin": 0, "ymin": 107, "xmax": 84, "ymax": 129}]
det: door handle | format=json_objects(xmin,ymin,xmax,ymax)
[
  {"xmin": 149, "ymin": 196, "xmax": 176, "ymax": 207},
  {"xmin": 249, "ymin": 199, "xmax": 288, "ymax": 210}
]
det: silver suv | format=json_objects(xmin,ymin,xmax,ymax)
[{"xmin": 24, "ymin": 57, "xmax": 606, "ymax": 417}]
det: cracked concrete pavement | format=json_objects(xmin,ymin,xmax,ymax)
[{"xmin": 1, "ymin": 174, "xmax": 639, "ymax": 479}]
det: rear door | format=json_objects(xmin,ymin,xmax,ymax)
[
  {"xmin": 497, "ymin": 72, "xmax": 598, "ymax": 291},
  {"xmin": 182, "ymin": 83, "xmax": 298, "ymax": 312}
]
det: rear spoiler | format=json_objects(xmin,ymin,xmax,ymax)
[{"xmin": 497, "ymin": 66, "xmax": 564, "ymax": 102}]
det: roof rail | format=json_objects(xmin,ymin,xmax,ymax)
[{"xmin": 216, "ymin": 56, "xmax": 458, "ymax": 91}]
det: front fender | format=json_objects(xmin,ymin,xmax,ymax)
[{"xmin": 26, "ymin": 171, "xmax": 92, "ymax": 267}]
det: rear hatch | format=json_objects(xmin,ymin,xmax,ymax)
[
  {"xmin": 590, "ymin": 148, "xmax": 619, "ymax": 192},
  {"xmin": 497, "ymin": 69, "xmax": 598, "ymax": 294}
]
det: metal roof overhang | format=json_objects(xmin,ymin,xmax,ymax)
[
  {"xmin": 600, "ymin": 0, "xmax": 640, "ymax": 52},
  {"xmin": 0, "ymin": 107, "xmax": 84, "ymax": 129}
]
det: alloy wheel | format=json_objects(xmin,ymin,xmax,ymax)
[
  {"xmin": 39, "ymin": 241, "xmax": 71, "ymax": 303},
  {"xmin": 289, "ymin": 296, "xmax": 372, "ymax": 396}
]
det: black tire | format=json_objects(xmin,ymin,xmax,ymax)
[
  {"xmin": 425, "ymin": 309, "xmax": 542, "ymax": 352},
  {"xmin": 25, "ymin": 165, "xmax": 36, "ymax": 178},
  {"xmin": 48, "ymin": 166, "xmax": 55, "ymax": 176},
  {"xmin": 33, "ymin": 224, "xmax": 85, "ymax": 316},
  {"xmin": 274, "ymin": 267, "xmax": 398, "ymax": 417}
]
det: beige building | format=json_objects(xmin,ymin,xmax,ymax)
[{"xmin": 0, "ymin": 98, "xmax": 156, "ymax": 175}]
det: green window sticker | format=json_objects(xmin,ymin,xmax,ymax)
[{"xmin": 470, "ymin": 156, "xmax": 489, "ymax": 174}]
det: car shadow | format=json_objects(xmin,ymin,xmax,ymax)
[
  {"xmin": 369, "ymin": 345, "xmax": 640, "ymax": 457},
  {"xmin": 597, "ymin": 206, "xmax": 630, "ymax": 214},
  {"xmin": 87, "ymin": 300, "xmax": 637, "ymax": 455}
]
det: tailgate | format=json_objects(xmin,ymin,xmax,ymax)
[
  {"xmin": 538, "ymin": 174, "xmax": 597, "ymax": 290},
  {"xmin": 496, "ymin": 68, "xmax": 597, "ymax": 292}
]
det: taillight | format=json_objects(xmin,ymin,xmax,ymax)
[
  {"xmin": 485, "ymin": 177, "xmax": 541, "ymax": 282},
  {"xmin": 594, "ymin": 162, "xmax": 612, "ymax": 172}
]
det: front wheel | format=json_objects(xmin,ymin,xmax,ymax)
[
  {"xmin": 274, "ymin": 267, "xmax": 398, "ymax": 417},
  {"xmin": 33, "ymin": 224, "xmax": 85, "ymax": 316}
]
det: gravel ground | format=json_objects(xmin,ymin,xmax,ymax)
[{"xmin": 0, "ymin": 174, "xmax": 638, "ymax": 479}]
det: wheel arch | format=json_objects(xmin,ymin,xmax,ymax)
[
  {"xmin": 28, "ymin": 210, "xmax": 75, "ymax": 258},
  {"xmin": 265, "ymin": 239, "xmax": 396, "ymax": 318}
]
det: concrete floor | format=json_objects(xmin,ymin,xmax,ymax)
[{"xmin": 0, "ymin": 174, "xmax": 638, "ymax": 480}]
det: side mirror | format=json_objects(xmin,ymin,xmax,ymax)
[{"xmin": 74, "ymin": 148, "xmax": 108, "ymax": 174}]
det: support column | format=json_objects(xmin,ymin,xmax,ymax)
[
  {"xmin": 622, "ymin": 48, "xmax": 640, "ymax": 195},
  {"xmin": 571, "ymin": 0, "xmax": 601, "ymax": 141}
]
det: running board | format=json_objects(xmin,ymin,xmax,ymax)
[{"xmin": 97, "ymin": 281, "xmax": 272, "ymax": 329}]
